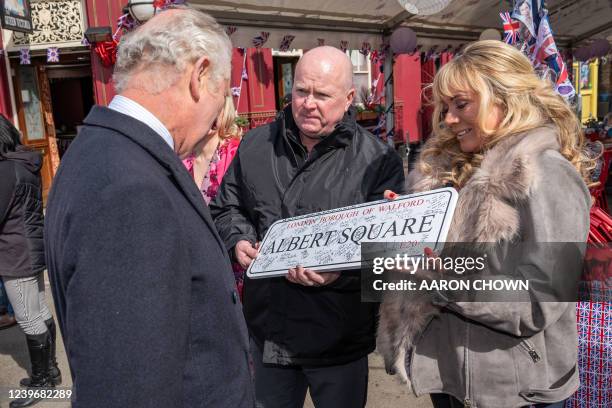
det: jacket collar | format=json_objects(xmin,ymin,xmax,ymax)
[
  {"xmin": 280, "ymin": 105, "xmax": 357, "ymax": 151},
  {"xmin": 82, "ymin": 106, "xmax": 227, "ymax": 252}
]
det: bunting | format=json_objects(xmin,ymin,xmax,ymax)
[
  {"xmin": 46, "ymin": 47, "xmax": 60, "ymax": 63},
  {"xmin": 252, "ymin": 32, "xmax": 270, "ymax": 48},
  {"xmin": 19, "ymin": 48, "xmax": 30, "ymax": 65},
  {"xmin": 360, "ymin": 42, "xmax": 371, "ymax": 56},
  {"xmin": 279, "ymin": 35, "xmax": 295, "ymax": 52}
]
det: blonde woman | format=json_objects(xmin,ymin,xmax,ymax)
[
  {"xmin": 377, "ymin": 41, "xmax": 592, "ymax": 408},
  {"xmin": 183, "ymin": 95, "xmax": 242, "ymax": 204},
  {"xmin": 183, "ymin": 95, "xmax": 244, "ymax": 295}
]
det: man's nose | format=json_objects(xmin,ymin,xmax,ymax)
[{"xmin": 303, "ymin": 94, "xmax": 316, "ymax": 108}]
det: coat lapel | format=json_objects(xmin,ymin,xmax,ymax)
[{"xmin": 82, "ymin": 106, "xmax": 227, "ymax": 252}]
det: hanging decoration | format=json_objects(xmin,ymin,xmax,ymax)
[
  {"xmin": 252, "ymin": 32, "xmax": 270, "ymax": 48},
  {"xmin": 424, "ymin": 45, "xmax": 439, "ymax": 61},
  {"xmin": 279, "ymin": 35, "xmax": 295, "ymax": 52},
  {"xmin": 85, "ymin": 0, "xmax": 183, "ymax": 68},
  {"xmin": 19, "ymin": 48, "xmax": 30, "ymax": 65},
  {"xmin": 390, "ymin": 27, "xmax": 417, "ymax": 55},
  {"xmin": 508, "ymin": 0, "xmax": 574, "ymax": 100},
  {"xmin": 479, "ymin": 28, "xmax": 501, "ymax": 41},
  {"xmin": 575, "ymin": 38, "xmax": 612, "ymax": 61},
  {"xmin": 225, "ymin": 26, "xmax": 237, "ymax": 36},
  {"xmin": 339, "ymin": 40, "xmax": 348, "ymax": 52},
  {"xmin": 359, "ymin": 42, "xmax": 372, "ymax": 56},
  {"xmin": 397, "ymin": 0, "xmax": 452, "ymax": 16},
  {"xmin": 500, "ymin": 11, "xmax": 520, "ymax": 45},
  {"xmin": 317, "ymin": 38, "xmax": 325, "ymax": 46},
  {"xmin": 117, "ymin": 13, "xmax": 137, "ymax": 32},
  {"xmin": 46, "ymin": 47, "xmax": 60, "ymax": 63},
  {"xmin": 94, "ymin": 40, "xmax": 119, "ymax": 67},
  {"xmin": 232, "ymin": 48, "xmax": 248, "ymax": 114}
]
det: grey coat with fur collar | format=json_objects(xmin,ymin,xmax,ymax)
[{"xmin": 377, "ymin": 126, "xmax": 590, "ymax": 407}]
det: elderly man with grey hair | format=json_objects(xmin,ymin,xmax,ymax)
[
  {"xmin": 211, "ymin": 46, "xmax": 404, "ymax": 407},
  {"xmin": 45, "ymin": 7, "xmax": 254, "ymax": 408}
]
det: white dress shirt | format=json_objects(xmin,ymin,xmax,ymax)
[{"xmin": 108, "ymin": 95, "xmax": 174, "ymax": 151}]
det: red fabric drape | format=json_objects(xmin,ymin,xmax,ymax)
[
  {"xmin": 440, "ymin": 51, "xmax": 454, "ymax": 66},
  {"xmin": 420, "ymin": 57, "xmax": 436, "ymax": 141}
]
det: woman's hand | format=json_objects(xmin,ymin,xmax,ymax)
[{"xmin": 384, "ymin": 190, "xmax": 399, "ymax": 200}]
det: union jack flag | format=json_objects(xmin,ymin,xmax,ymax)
[
  {"xmin": 46, "ymin": 47, "xmax": 60, "ymax": 63},
  {"xmin": 567, "ymin": 301, "xmax": 612, "ymax": 407},
  {"xmin": 252, "ymin": 32, "xmax": 270, "ymax": 48},
  {"xmin": 339, "ymin": 40, "xmax": 348, "ymax": 53},
  {"xmin": 279, "ymin": 35, "xmax": 295, "ymax": 52},
  {"xmin": 499, "ymin": 12, "xmax": 520, "ymax": 45},
  {"xmin": 231, "ymin": 86, "xmax": 241, "ymax": 97},
  {"xmin": 510, "ymin": 0, "xmax": 575, "ymax": 100},
  {"xmin": 359, "ymin": 42, "xmax": 371, "ymax": 56},
  {"xmin": 19, "ymin": 48, "xmax": 30, "ymax": 65}
]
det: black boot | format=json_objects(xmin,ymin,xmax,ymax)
[
  {"xmin": 10, "ymin": 332, "xmax": 51, "ymax": 408},
  {"xmin": 20, "ymin": 319, "xmax": 61, "ymax": 386}
]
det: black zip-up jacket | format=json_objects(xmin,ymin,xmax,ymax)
[
  {"xmin": 210, "ymin": 106, "xmax": 404, "ymax": 366},
  {"xmin": 0, "ymin": 148, "xmax": 45, "ymax": 278}
]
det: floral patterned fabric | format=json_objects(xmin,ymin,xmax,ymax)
[{"xmin": 182, "ymin": 138, "xmax": 244, "ymax": 296}]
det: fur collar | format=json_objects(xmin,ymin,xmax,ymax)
[{"xmin": 409, "ymin": 126, "xmax": 560, "ymax": 243}]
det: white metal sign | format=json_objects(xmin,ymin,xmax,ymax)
[{"xmin": 247, "ymin": 187, "xmax": 458, "ymax": 278}]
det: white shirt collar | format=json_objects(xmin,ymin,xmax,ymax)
[{"xmin": 108, "ymin": 95, "xmax": 174, "ymax": 151}]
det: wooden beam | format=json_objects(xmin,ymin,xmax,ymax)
[
  {"xmin": 573, "ymin": 20, "xmax": 612, "ymax": 44},
  {"xmin": 201, "ymin": 9, "xmax": 385, "ymax": 34},
  {"xmin": 383, "ymin": 11, "xmax": 414, "ymax": 32}
]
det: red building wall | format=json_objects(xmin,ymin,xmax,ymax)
[
  {"xmin": 394, "ymin": 54, "xmax": 422, "ymax": 143},
  {"xmin": 0, "ymin": 30, "xmax": 14, "ymax": 119},
  {"xmin": 84, "ymin": 0, "xmax": 125, "ymax": 106},
  {"xmin": 371, "ymin": 55, "xmax": 422, "ymax": 144},
  {"xmin": 232, "ymin": 48, "xmax": 276, "ymax": 130}
]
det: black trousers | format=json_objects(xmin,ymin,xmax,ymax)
[
  {"xmin": 431, "ymin": 394, "xmax": 567, "ymax": 408},
  {"xmin": 250, "ymin": 339, "xmax": 368, "ymax": 408}
]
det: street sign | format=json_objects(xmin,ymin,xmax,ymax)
[{"xmin": 247, "ymin": 187, "xmax": 458, "ymax": 278}]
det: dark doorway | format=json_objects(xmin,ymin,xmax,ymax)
[{"xmin": 47, "ymin": 64, "xmax": 94, "ymax": 158}]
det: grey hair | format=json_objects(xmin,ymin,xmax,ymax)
[{"xmin": 113, "ymin": 6, "xmax": 232, "ymax": 94}]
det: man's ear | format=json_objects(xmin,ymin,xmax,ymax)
[
  {"xmin": 345, "ymin": 87, "xmax": 355, "ymax": 111},
  {"xmin": 190, "ymin": 55, "xmax": 211, "ymax": 102}
]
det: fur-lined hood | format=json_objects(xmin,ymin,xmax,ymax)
[{"xmin": 408, "ymin": 126, "xmax": 560, "ymax": 243}]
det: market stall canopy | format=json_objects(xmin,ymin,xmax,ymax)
[{"xmin": 193, "ymin": 0, "xmax": 612, "ymax": 49}]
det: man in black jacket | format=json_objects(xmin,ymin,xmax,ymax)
[
  {"xmin": 44, "ymin": 8, "xmax": 254, "ymax": 408},
  {"xmin": 211, "ymin": 46, "xmax": 404, "ymax": 407}
]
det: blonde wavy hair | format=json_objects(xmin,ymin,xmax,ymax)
[
  {"xmin": 215, "ymin": 95, "xmax": 242, "ymax": 141},
  {"xmin": 420, "ymin": 40, "xmax": 593, "ymax": 188}
]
